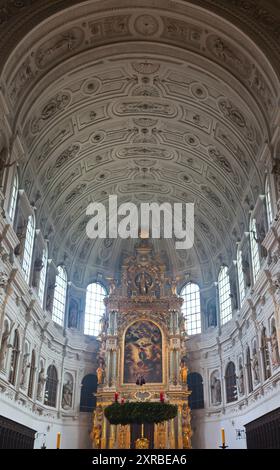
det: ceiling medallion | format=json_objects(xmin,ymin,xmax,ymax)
[
  {"xmin": 83, "ymin": 77, "xmax": 101, "ymax": 95},
  {"xmin": 134, "ymin": 15, "xmax": 159, "ymax": 36},
  {"xmin": 190, "ymin": 83, "xmax": 208, "ymax": 100},
  {"xmin": 184, "ymin": 133, "xmax": 199, "ymax": 147}
]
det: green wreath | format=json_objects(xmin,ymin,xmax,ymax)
[{"xmin": 104, "ymin": 402, "xmax": 178, "ymax": 425}]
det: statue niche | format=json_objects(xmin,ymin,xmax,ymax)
[
  {"xmin": 68, "ymin": 298, "xmax": 79, "ymax": 329},
  {"xmin": 210, "ymin": 370, "xmax": 221, "ymax": 405},
  {"xmin": 207, "ymin": 299, "xmax": 217, "ymax": 327},
  {"xmin": 135, "ymin": 271, "xmax": 152, "ymax": 295},
  {"xmin": 62, "ymin": 372, "xmax": 74, "ymax": 410}
]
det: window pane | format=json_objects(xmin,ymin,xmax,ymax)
[
  {"xmin": 8, "ymin": 171, "xmax": 18, "ymax": 222},
  {"xmin": 250, "ymin": 218, "xmax": 260, "ymax": 284},
  {"xmin": 22, "ymin": 215, "xmax": 35, "ymax": 283},
  {"xmin": 187, "ymin": 372, "xmax": 204, "ymax": 409},
  {"xmin": 225, "ymin": 362, "xmax": 237, "ymax": 403},
  {"xmin": 52, "ymin": 266, "xmax": 67, "ymax": 326},
  {"xmin": 218, "ymin": 266, "xmax": 232, "ymax": 325},
  {"xmin": 80, "ymin": 374, "xmax": 97, "ymax": 412},
  {"xmin": 38, "ymin": 247, "xmax": 48, "ymax": 307},
  {"xmin": 44, "ymin": 365, "xmax": 58, "ymax": 408},
  {"xmin": 28, "ymin": 350, "xmax": 36, "ymax": 398},
  {"xmin": 265, "ymin": 178, "xmax": 273, "ymax": 227},
  {"xmin": 180, "ymin": 283, "xmax": 201, "ymax": 335},
  {"xmin": 246, "ymin": 347, "xmax": 253, "ymax": 393},
  {"xmin": 84, "ymin": 283, "xmax": 106, "ymax": 336},
  {"xmin": 237, "ymin": 249, "xmax": 245, "ymax": 304}
]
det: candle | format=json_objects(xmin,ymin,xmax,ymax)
[
  {"xmin": 121, "ymin": 398, "xmax": 125, "ymax": 404},
  {"xmin": 114, "ymin": 392, "xmax": 119, "ymax": 402},
  {"xmin": 56, "ymin": 432, "xmax": 61, "ymax": 449},
  {"xmin": 221, "ymin": 428, "xmax": 225, "ymax": 446},
  {"xmin": 160, "ymin": 392, "xmax": 164, "ymax": 403}
]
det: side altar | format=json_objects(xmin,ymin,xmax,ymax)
[{"xmin": 91, "ymin": 240, "xmax": 192, "ymax": 449}]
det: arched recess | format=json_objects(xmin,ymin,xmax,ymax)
[
  {"xmin": 80, "ymin": 374, "xmax": 97, "ymax": 412},
  {"xmin": 261, "ymin": 327, "xmax": 271, "ymax": 380},
  {"xmin": 210, "ymin": 370, "xmax": 221, "ymax": 405},
  {"xmin": 187, "ymin": 372, "xmax": 204, "ymax": 409},
  {"xmin": 61, "ymin": 372, "xmax": 74, "ymax": 410},
  {"xmin": 9, "ymin": 329, "xmax": 20, "ymax": 386},
  {"xmin": 27, "ymin": 349, "xmax": 36, "ymax": 398},
  {"xmin": 246, "ymin": 346, "xmax": 253, "ymax": 394},
  {"xmin": 44, "ymin": 365, "xmax": 58, "ymax": 408},
  {"xmin": 225, "ymin": 361, "xmax": 237, "ymax": 403},
  {"xmin": 270, "ymin": 318, "xmax": 280, "ymax": 368}
]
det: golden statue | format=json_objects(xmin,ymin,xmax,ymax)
[
  {"xmin": 92, "ymin": 425, "xmax": 101, "ymax": 449},
  {"xmin": 180, "ymin": 362, "xmax": 188, "ymax": 384},
  {"xmin": 182, "ymin": 430, "xmax": 192, "ymax": 449},
  {"xmin": 96, "ymin": 366, "xmax": 104, "ymax": 385}
]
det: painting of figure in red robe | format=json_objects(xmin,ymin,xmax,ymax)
[{"xmin": 124, "ymin": 321, "xmax": 162, "ymax": 383}]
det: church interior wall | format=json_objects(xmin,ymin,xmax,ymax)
[
  {"xmin": 0, "ymin": 0, "xmax": 280, "ymax": 449},
  {"xmin": 1, "ymin": 210, "xmax": 280, "ymax": 447}
]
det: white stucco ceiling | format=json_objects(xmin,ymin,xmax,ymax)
[{"xmin": 0, "ymin": 0, "xmax": 279, "ymax": 287}]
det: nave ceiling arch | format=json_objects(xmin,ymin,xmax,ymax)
[{"xmin": 0, "ymin": 0, "xmax": 279, "ymax": 287}]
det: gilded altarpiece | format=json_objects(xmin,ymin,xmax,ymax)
[{"xmin": 91, "ymin": 241, "xmax": 192, "ymax": 449}]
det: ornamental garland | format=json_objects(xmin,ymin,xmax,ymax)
[{"xmin": 104, "ymin": 402, "xmax": 178, "ymax": 425}]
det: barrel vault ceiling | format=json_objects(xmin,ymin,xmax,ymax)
[{"xmin": 0, "ymin": 0, "xmax": 279, "ymax": 287}]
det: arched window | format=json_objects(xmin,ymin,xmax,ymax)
[
  {"xmin": 44, "ymin": 365, "xmax": 58, "ymax": 407},
  {"xmin": 38, "ymin": 246, "xmax": 48, "ymax": 307},
  {"xmin": 9, "ymin": 330, "xmax": 20, "ymax": 385},
  {"xmin": 180, "ymin": 283, "xmax": 201, "ymax": 335},
  {"xmin": 28, "ymin": 350, "xmax": 36, "ymax": 398},
  {"xmin": 52, "ymin": 266, "xmax": 67, "ymax": 327},
  {"xmin": 22, "ymin": 214, "xmax": 35, "ymax": 283},
  {"xmin": 187, "ymin": 372, "xmax": 204, "ymax": 409},
  {"xmin": 265, "ymin": 177, "xmax": 273, "ymax": 227},
  {"xmin": 8, "ymin": 169, "xmax": 18, "ymax": 223},
  {"xmin": 237, "ymin": 248, "xmax": 245, "ymax": 304},
  {"xmin": 218, "ymin": 266, "xmax": 232, "ymax": 325},
  {"xmin": 250, "ymin": 217, "xmax": 260, "ymax": 284},
  {"xmin": 246, "ymin": 346, "xmax": 253, "ymax": 394},
  {"xmin": 84, "ymin": 282, "xmax": 107, "ymax": 336},
  {"xmin": 261, "ymin": 327, "xmax": 271, "ymax": 380},
  {"xmin": 80, "ymin": 374, "xmax": 98, "ymax": 412},
  {"xmin": 225, "ymin": 361, "xmax": 237, "ymax": 403}
]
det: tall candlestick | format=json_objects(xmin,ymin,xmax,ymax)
[
  {"xmin": 221, "ymin": 428, "xmax": 225, "ymax": 446},
  {"xmin": 56, "ymin": 432, "xmax": 61, "ymax": 449}
]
